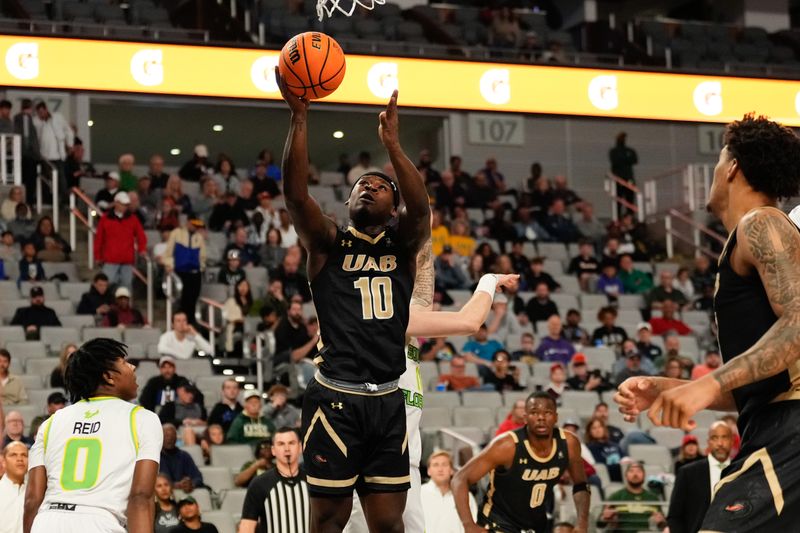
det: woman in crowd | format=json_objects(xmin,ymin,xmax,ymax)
[
  {"xmin": 163, "ymin": 174, "xmax": 193, "ymax": 216},
  {"xmin": 673, "ymin": 266, "xmax": 695, "ymax": 300},
  {"xmin": 662, "ymin": 356, "xmax": 683, "ymax": 379},
  {"xmin": 213, "ymin": 154, "xmax": 240, "ymax": 195},
  {"xmin": 475, "ymin": 242, "xmax": 498, "ymax": 272},
  {"xmin": 154, "ymin": 473, "xmax": 180, "ymax": 533},
  {"xmin": 31, "ymin": 215, "xmax": 71, "ymax": 262},
  {"xmin": 465, "ymin": 253, "xmax": 485, "ymax": 286},
  {"xmin": 585, "ymin": 417, "xmax": 626, "ymax": 482},
  {"xmin": 261, "ymin": 227, "xmax": 286, "ymax": 272},
  {"xmin": 50, "ymin": 343, "xmax": 77, "ymax": 388},
  {"xmin": 1, "ymin": 186, "xmax": 26, "ymax": 222},
  {"xmin": 198, "ymin": 423, "xmax": 226, "ymax": 465},
  {"xmin": 674, "ymin": 435, "xmax": 704, "ymax": 473}
]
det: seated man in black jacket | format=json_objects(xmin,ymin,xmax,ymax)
[
  {"xmin": 139, "ymin": 355, "xmax": 189, "ymax": 412},
  {"xmin": 76, "ymin": 272, "xmax": 114, "ymax": 316},
  {"xmin": 159, "ymin": 381, "xmax": 207, "ymax": 445},
  {"xmin": 10, "ymin": 286, "xmax": 60, "ymax": 340}
]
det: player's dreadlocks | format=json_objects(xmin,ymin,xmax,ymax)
[{"xmin": 65, "ymin": 338, "xmax": 129, "ymax": 403}]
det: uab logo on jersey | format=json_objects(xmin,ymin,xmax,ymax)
[
  {"xmin": 342, "ymin": 254, "xmax": 397, "ymax": 272},
  {"xmin": 522, "ymin": 467, "xmax": 561, "ymax": 482}
]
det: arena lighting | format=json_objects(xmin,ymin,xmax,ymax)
[
  {"xmin": 212, "ymin": 124, "xmax": 223, "ymax": 132},
  {"xmin": 3, "ymin": 35, "xmax": 800, "ymax": 125},
  {"xmin": 332, "ymin": 130, "xmax": 344, "ymax": 138},
  {"xmin": 235, "ymin": 376, "xmax": 246, "ymax": 383},
  {"xmin": 222, "ymin": 369, "xmax": 234, "ymax": 375},
  {"xmin": 169, "ymin": 148, "xmax": 180, "ymax": 155},
  {"xmin": 243, "ymin": 383, "xmax": 255, "ymax": 390},
  {"xmin": 212, "ymin": 358, "xmax": 221, "ymax": 365},
  {"xmin": 86, "ymin": 119, "xmax": 94, "ymax": 127}
]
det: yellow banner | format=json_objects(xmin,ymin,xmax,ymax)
[{"xmin": 2, "ymin": 34, "xmax": 800, "ymax": 125}]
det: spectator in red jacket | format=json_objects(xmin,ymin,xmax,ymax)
[
  {"xmin": 495, "ymin": 399, "xmax": 526, "ymax": 436},
  {"xmin": 648, "ymin": 298, "xmax": 692, "ymax": 336},
  {"xmin": 94, "ymin": 191, "xmax": 147, "ymax": 290}
]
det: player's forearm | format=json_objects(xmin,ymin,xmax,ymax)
[
  {"xmin": 126, "ymin": 495, "xmax": 153, "ymax": 533},
  {"xmin": 573, "ymin": 490, "xmax": 591, "ymax": 530},
  {"xmin": 410, "ymin": 239, "xmax": 434, "ymax": 310},
  {"xmin": 710, "ymin": 314, "xmax": 800, "ymax": 393},
  {"xmin": 22, "ymin": 501, "xmax": 41, "ymax": 533},
  {"xmin": 291, "ymin": 336, "xmax": 318, "ymax": 362},
  {"xmin": 385, "ymin": 143, "xmax": 429, "ymax": 221},
  {"xmin": 281, "ymin": 116, "xmax": 311, "ymax": 208},
  {"xmin": 238, "ymin": 520, "xmax": 257, "ymax": 533},
  {"xmin": 451, "ymin": 471, "xmax": 479, "ymax": 527}
]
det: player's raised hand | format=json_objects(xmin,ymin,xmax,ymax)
[
  {"xmin": 378, "ymin": 89, "xmax": 400, "ymax": 149},
  {"xmin": 495, "ymin": 273, "xmax": 520, "ymax": 292},
  {"xmin": 274, "ymin": 66, "xmax": 309, "ymax": 117},
  {"xmin": 613, "ymin": 376, "xmax": 663, "ymax": 422},
  {"xmin": 647, "ymin": 376, "xmax": 717, "ymax": 430}
]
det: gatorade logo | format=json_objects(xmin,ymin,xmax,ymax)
[
  {"xmin": 693, "ymin": 81, "xmax": 722, "ymax": 116},
  {"xmin": 251, "ymin": 55, "xmax": 280, "ymax": 93},
  {"xmin": 130, "ymin": 49, "xmax": 163, "ymax": 87},
  {"xmin": 588, "ymin": 74, "xmax": 618, "ymax": 111},
  {"xmin": 368, "ymin": 62, "xmax": 398, "ymax": 99},
  {"xmin": 479, "ymin": 68, "xmax": 510, "ymax": 105},
  {"xmin": 5, "ymin": 42, "xmax": 39, "ymax": 80}
]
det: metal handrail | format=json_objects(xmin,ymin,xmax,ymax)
[
  {"xmin": 0, "ymin": 134, "xmax": 21, "ymax": 186},
  {"xmin": 665, "ymin": 208, "xmax": 725, "ymax": 259},
  {"xmin": 605, "ymin": 172, "xmax": 644, "ymax": 222},
  {"xmin": 669, "ymin": 209, "xmax": 726, "ymax": 243},
  {"xmin": 35, "ymin": 167, "xmax": 58, "ymax": 230},
  {"xmin": 438, "ymin": 427, "xmax": 481, "ymax": 468},
  {"xmin": 199, "ymin": 296, "xmax": 225, "ymax": 349}
]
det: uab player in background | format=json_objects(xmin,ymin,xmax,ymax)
[
  {"xmin": 453, "ymin": 392, "xmax": 590, "ymax": 533},
  {"xmin": 24, "ymin": 339, "xmax": 162, "ymax": 533}
]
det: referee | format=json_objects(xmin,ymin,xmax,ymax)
[{"xmin": 239, "ymin": 427, "xmax": 309, "ymax": 533}]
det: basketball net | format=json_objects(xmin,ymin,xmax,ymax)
[{"xmin": 316, "ymin": 0, "xmax": 385, "ymax": 21}]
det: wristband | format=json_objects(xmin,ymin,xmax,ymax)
[
  {"xmin": 475, "ymin": 274, "xmax": 498, "ymax": 298},
  {"xmin": 573, "ymin": 482, "xmax": 590, "ymax": 494}
]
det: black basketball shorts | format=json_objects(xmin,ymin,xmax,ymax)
[
  {"xmin": 301, "ymin": 377, "xmax": 410, "ymax": 497},
  {"xmin": 701, "ymin": 400, "xmax": 800, "ymax": 532}
]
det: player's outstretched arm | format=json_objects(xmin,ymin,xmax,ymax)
[
  {"xmin": 615, "ymin": 376, "xmax": 736, "ymax": 423},
  {"xmin": 407, "ymin": 274, "xmax": 519, "ymax": 337},
  {"xmin": 451, "ymin": 434, "xmax": 515, "ymax": 533},
  {"xmin": 378, "ymin": 90, "xmax": 431, "ymax": 254},
  {"xmin": 647, "ymin": 208, "xmax": 800, "ymax": 429},
  {"xmin": 127, "ymin": 459, "xmax": 159, "ymax": 533},
  {"xmin": 275, "ymin": 67, "xmax": 336, "ymax": 258},
  {"xmin": 565, "ymin": 432, "xmax": 590, "ymax": 533},
  {"xmin": 23, "ymin": 466, "xmax": 46, "ymax": 533}
]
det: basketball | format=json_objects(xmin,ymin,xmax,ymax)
[{"xmin": 279, "ymin": 31, "xmax": 346, "ymax": 100}]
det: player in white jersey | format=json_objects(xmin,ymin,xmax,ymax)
[
  {"xmin": 345, "ymin": 237, "xmax": 519, "ymax": 533},
  {"xmin": 24, "ymin": 339, "xmax": 163, "ymax": 533}
]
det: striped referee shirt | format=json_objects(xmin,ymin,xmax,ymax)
[{"xmin": 241, "ymin": 467, "xmax": 310, "ymax": 533}]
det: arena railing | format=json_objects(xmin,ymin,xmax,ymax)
[
  {"xmin": 198, "ymin": 297, "xmax": 224, "ymax": 352},
  {"xmin": 437, "ymin": 427, "xmax": 481, "ymax": 468},
  {"xmin": 0, "ymin": 17, "xmax": 210, "ymax": 43},
  {"xmin": 665, "ymin": 208, "xmax": 725, "ymax": 260},
  {"xmin": 0, "ymin": 133, "xmax": 21, "ymax": 186},
  {"xmin": 604, "ymin": 172, "xmax": 644, "ymax": 222},
  {"xmin": 69, "ymin": 186, "xmax": 154, "ymax": 324},
  {"xmin": 36, "ymin": 165, "xmax": 58, "ymax": 230}
]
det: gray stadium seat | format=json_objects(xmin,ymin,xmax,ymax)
[
  {"xmin": 425, "ymin": 392, "xmax": 461, "ymax": 408},
  {"xmin": 135, "ymin": 361, "xmax": 160, "ymax": 383},
  {"xmin": 25, "ymin": 358, "xmax": 58, "ymax": 379},
  {"xmin": 461, "ymin": 391, "xmax": 503, "ymax": 408},
  {"xmin": 20, "ymin": 281, "xmax": 60, "ymax": 300},
  {"xmin": 0, "ymin": 281, "xmax": 20, "ymax": 299},
  {"xmin": 59, "ymin": 315, "xmax": 95, "ymax": 329},
  {"xmin": 177, "ymin": 359, "xmax": 214, "ymax": 381},
  {"xmin": 19, "ymin": 375, "xmax": 44, "ymax": 389},
  {"xmin": 49, "ymin": 301, "xmax": 75, "ymax": 316},
  {"xmin": 59, "ymin": 282, "xmax": 90, "ymax": 304},
  {"xmin": 200, "ymin": 283, "xmax": 229, "ymax": 303},
  {"xmin": 83, "ymin": 327, "xmax": 123, "ymax": 342},
  {"xmin": 124, "ymin": 328, "xmax": 162, "ymax": 347},
  {"xmin": 174, "ymin": 488, "xmax": 212, "ymax": 515},
  {"xmin": 202, "ymin": 511, "xmax": 236, "ymax": 533},
  {"xmin": 27, "ymin": 388, "xmax": 62, "ymax": 409},
  {"xmin": 420, "ymin": 406, "xmax": 452, "ymax": 428},
  {"xmin": 210, "ymin": 444, "xmax": 253, "ymax": 469},
  {"xmin": 219, "ymin": 488, "xmax": 248, "ymax": 514},
  {"xmin": 42, "ymin": 262, "xmax": 79, "ymax": 281},
  {"xmin": 453, "ymin": 406, "xmax": 494, "ymax": 429},
  {"xmin": 551, "ymin": 294, "xmax": 579, "ymax": 313},
  {"xmin": 579, "ymin": 294, "xmax": 608, "ymax": 311},
  {"xmin": 0, "ymin": 326, "xmax": 25, "ymax": 346},
  {"xmin": 199, "ymin": 466, "xmax": 234, "ymax": 492},
  {"xmin": 649, "ymin": 427, "xmax": 684, "ymax": 449},
  {"xmin": 502, "ymin": 391, "xmax": 528, "ymax": 406},
  {"xmin": 628, "ymin": 444, "xmax": 673, "ymax": 472},
  {"xmin": 6, "ymin": 341, "xmax": 48, "ymax": 360},
  {"xmin": 560, "ymin": 390, "xmax": 601, "ymax": 418},
  {"xmin": 537, "ymin": 243, "xmax": 569, "ymax": 262},
  {"xmin": 581, "ymin": 347, "xmax": 616, "ymax": 373},
  {"xmin": 40, "ymin": 327, "xmax": 80, "ymax": 350},
  {"xmin": 419, "ymin": 361, "xmax": 438, "ymax": 391},
  {"xmin": 181, "ymin": 445, "xmax": 205, "ymax": 467}
]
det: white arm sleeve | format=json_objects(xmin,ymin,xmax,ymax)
[
  {"xmin": 191, "ymin": 334, "xmax": 214, "ymax": 355},
  {"xmin": 134, "ymin": 407, "xmax": 164, "ymax": 463},
  {"xmin": 28, "ymin": 420, "xmax": 48, "ymax": 469}
]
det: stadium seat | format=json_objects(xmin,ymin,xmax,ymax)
[
  {"xmin": 537, "ymin": 243, "xmax": 569, "ymax": 262},
  {"xmin": 560, "ymin": 390, "xmax": 600, "ymax": 418},
  {"xmin": 59, "ymin": 282, "xmax": 90, "ymax": 304},
  {"xmin": 42, "ymin": 262, "xmax": 79, "ymax": 281},
  {"xmin": 199, "ymin": 466, "xmax": 234, "ymax": 492},
  {"xmin": 201, "ymin": 283, "xmax": 230, "ymax": 303},
  {"xmin": 210, "ymin": 444, "xmax": 253, "ymax": 470},
  {"xmin": 40, "ymin": 327, "xmax": 80, "ymax": 350},
  {"xmin": 19, "ymin": 375, "xmax": 44, "ymax": 390},
  {"xmin": 243, "ymin": 267, "xmax": 269, "ymax": 297},
  {"xmin": 461, "ymin": 391, "xmax": 503, "ymax": 408},
  {"xmin": 649, "ymin": 427, "xmax": 684, "ymax": 449},
  {"xmin": 25, "ymin": 358, "xmax": 57, "ymax": 380},
  {"xmin": 219, "ymin": 489, "xmax": 248, "ymax": 515},
  {"xmin": 419, "ymin": 361, "xmax": 438, "ymax": 391},
  {"xmin": 178, "ymin": 359, "xmax": 214, "ymax": 380},
  {"xmin": 181, "ymin": 445, "xmax": 205, "ymax": 467},
  {"xmin": 20, "ymin": 281, "xmax": 60, "ymax": 301},
  {"xmin": 6, "ymin": 341, "xmax": 48, "ymax": 360},
  {"xmin": 82, "ymin": 327, "xmax": 123, "ymax": 342},
  {"xmin": 579, "ymin": 294, "xmax": 608, "ymax": 311},
  {"xmin": 28, "ymin": 388, "xmax": 62, "ymax": 409},
  {"xmin": 124, "ymin": 328, "xmax": 162, "ymax": 347},
  {"xmin": 135, "ymin": 360, "xmax": 160, "ymax": 383},
  {"xmin": 502, "ymin": 391, "xmax": 528, "ymax": 406},
  {"xmin": 0, "ymin": 281, "xmax": 20, "ymax": 299},
  {"xmin": 202, "ymin": 511, "xmax": 236, "ymax": 533},
  {"xmin": 49, "ymin": 300, "xmax": 75, "ymax": 316},
  {"xmin": 581, "ymin": 347, "xmax": 616, "ymax": 373},
  {"xmin": 628, "ymin": 444, "xmax": 673, "ymax": 472},
  {"xmin": 421, "ymin": 406, "xmax": 452, "ymax": 428},
  {"xmin": 551, "ymin": 294, "xmax": 579, "ymax": 313},
  {"xmin": 59, "ymin": 315, "xmax": 96, "ymax": 329},
  {"xmin": 453, "ymin": 406, "xmax": 494, "ymax": 429},
  {"xmin": 0, "ymin": 326, "xmax": 25, "ymax": 347},
  {"xmin": 425, "ymin": 392, "xmax": 461, "ymax": 408}
]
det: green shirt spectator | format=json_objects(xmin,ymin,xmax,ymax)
[
  {"xmin": 226, "ymin": 390, "xmax": 276, "ymax": 444},
  {"xmin": 618, "ymin": 254, "xmax": 653, "ymax": 295},
  {"xmin": 597, "ymin": 462, "xmax": 665, "ymax": 532}
]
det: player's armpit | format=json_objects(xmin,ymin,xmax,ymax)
[
  {"xmin": 712, "ymin": 209, "xmax": 800, "ymax": 392},
  {"xmin": 23, "ymin": 466, "xmax": 46, "ymax": 533},
  {"xmin": 126, "ymin": 459, "xmax": 159, "ymax": 533}
]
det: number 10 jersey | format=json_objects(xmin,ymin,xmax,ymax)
[
  {"xmin": 310, "ymin": 226, "xmax": 413, "ymax": 385},
  {"xmin": 28, "ymin": 396, "xmax": 163, "ymax": 526}
]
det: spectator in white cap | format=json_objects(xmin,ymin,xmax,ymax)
[
  {"xmin": 94, "ymin": 171, "xmax": 121, "ymax": 211},
  {"xmin": 94, "ymin": 189, "xmax": 147, "ymax": 290},
  {"xmin": 102, "ymin": 286, "xmax": 146, "ymax": 328},
  {"xmin": 226, "ymin": 390, "xmax": 275, "ymax": 445},
  {"xmin": 179, "ymin": 144, "xmax": 211, "ymax": 182},
  {"xmin": 139, "ymin": 355, "xmax": 189, "ymax": 412}
]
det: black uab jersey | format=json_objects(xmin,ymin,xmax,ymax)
[
  {"xmin": 715, "ymin": 207, "xmax": 800, "ymax": 432},
  {"xmin": 480, "ymin": 427, "xmax": 570, "ymax": 533},
  {"xmin": 310, "ymin": 225, "xmax": 413, "ymax": 384}
]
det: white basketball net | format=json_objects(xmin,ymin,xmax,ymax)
[{"xmin": 316, "ymin": 0, "xmax": 385, "ymax": 21}]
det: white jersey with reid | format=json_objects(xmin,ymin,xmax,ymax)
[
  {"xmin": 28, "ymin": 396, "xmax": 162, "ymax": 525},
  {"xmin": 398, "ymin": 339, "xmax": 423, "ymax": 468}
]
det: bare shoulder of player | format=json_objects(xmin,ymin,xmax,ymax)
[{"xmin": 484, "ymin": 430, "xmax": 519, "ymax": 463}]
